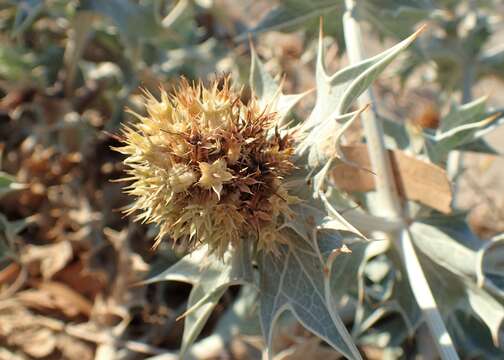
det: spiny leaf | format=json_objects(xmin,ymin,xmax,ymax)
[
  {"xmin": 448, "ymin": 310, "xmax": 504, "ymax": 359},
  {"xmin": 143, "ymin": 244, "xmax": 253, "ymax": 357},
  {"xmin": 304, "ymin": 108, "xmax": 369, "ymax": 188},
  {"xmin": 477, "ymin": 235, "xmax": 504, "ymax": 299},
  {"xmin": 12, "ymin": 0, "xmax": 44, "ymax": 37},
  {"xmin": 237, "ymin": 0, "xmax": 343, "ymax": 41},
  {"xmin": 182, "ymin": 285, "xmax": 261, "ymax": 360},
  {"xmin": 479, "ymin": 46, "xmax": 504, "ymax": 81},
  {"xmin": 298, "ymin": 110, "xmax": 359, "ymax": 168},
  {"xmin": 258, "ymin": 228, "xmax": 361, "ymax": 360},
  {"xmin": 78, "ymin": 0, "xmax": 163, "ymax": 45},
  {"xmin": 249, "ymin": 43, "xmax": 311, "ymax": 126},
  {"xmin": 305, "ymin": 24, "xmax": 424, "ymax": 128},
  {"xmin": 299, "ymin": 25, "xmax": 424, "ymax": 167},
  {"xmin": 410, "ymin": 221, "xmax": 504, "ymax": 349},
  {"xmin": 427, "ymin": 98, "xmax": 504, "ymax": 163},
  {"xmin": 356, "ymin": 1, "xmax": 433, "ymax": 40},
  {"xmin": 439, "ymin": 97, "xmax": 488, "ymax": 134},
  {"xmin": 0, "ymin": 214, "xmax": 28, "ymax": 262},
  {"xmin": 457, "ymin": 138, "xmax": 498, "ymax": 155}
]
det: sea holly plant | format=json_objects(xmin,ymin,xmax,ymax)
[
  {"xmin": 115, "ymin": 7, "xmax": 504, "ymax": 360},
  {"xmin": 114, "ymin": 18, "xmax": 425, "ymax": 358}
]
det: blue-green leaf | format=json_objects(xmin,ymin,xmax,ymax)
[
  {"xmin": 79, "ymin": 0, "xmax": 163, "ymax": 45},
  {"xmin": 0, "ymin": 172, "xmax": 25, "ymax": 197},
  {"xmin": 298, "ymin": 26, "xmax": 422, "ymax": 167},
  {"xmin": 143, "ymin": 244, "xmax": 253, "ymax": 357},
  {"xmin": 427, "ymin": 98, "xmax": 504, "ymax": 163},
  {"xmin": 410, "ymin": 221, "xmax": 504, "ymax": 350},
  {"xmin": 249, "ymin": 43, "xmax": 311, "ymax": 126},
  {"xmin": 258, "ymin": 229, "xmax": 361, "ymax": 360},
  {"xmin": 12, "ymin": 0, "xmax": 44, "ymax": 37},
  {"xmin": 238, "ymin": 0, "xmax": 342, "ymax": 40}
]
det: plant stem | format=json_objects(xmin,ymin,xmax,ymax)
[
  {"xmin": 449, "ymin": 61, "xmax": 475, "ymax": 207},
  {"xmin": 462, "ymin": 62, "xmax": 475, "ymax": 104},
  {"xmin": 63, "ymin": 12, "xmax": 94, "ymax": 97},
  {"xmin": 342, "ymin": 1, "xmax": 460, "ymax": 359},
  {"xmin": 342, "ymin": 0, "xmax": 402, "ymax": 219}
]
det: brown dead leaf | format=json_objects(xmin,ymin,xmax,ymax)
[
  {"xmin": 54, "ymin": 260, "xmax": 106, "ymax": 299},
  {"xmin": 17, "ymin": 281, "xmax": 93, "ymax": 318},
  {"xmin": 274, "ymin": 337, "xmax": 341, "ymax": 360},
  {"xmin": 21, "ymin": 241, "xmax": 73, "ymax": 279},
  {"xmin": 0, "ymin": 302, "xmax": 58, "ymax": 357},
  {"xmin": 11, "ymin": 327, "xmax": 57, "ymax": 358},
  {"xmin": 39, "ymin": 281, "xmax": 93, "ymax": 317},
  {"xmin": 0, "ymin": 301, "xmax": 94, "ymax": 359},
  {"xmin": 0, "ymin": 262, "xmax": 20, "ymax": 285},
  {"xmin": 0, "ymin": 88, "xmax": 37, "ymax": 112},
  {"xmin": 332, "ymin": 144, "xmax": 452, "ymax": 213},
  {"xmin": 57, "ymin": 333, "xmax": 94, "ymax": 360},
  {"xmin": 266, "ymin": 322, "xmax": 342, "ymax": 360}
]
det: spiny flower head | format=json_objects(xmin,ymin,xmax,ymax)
[{"xmin": 115, "ymin": 77, "xmax": 298, "ymax": 257}]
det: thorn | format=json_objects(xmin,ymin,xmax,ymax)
[
  {"xmin": 326, "ymin": 245, "xmax": 353, "ymax": 271},
  {"xmin": 102, "ymin": 130, "xmax": 122, "ymax": 141},
  {"xmin": 482, "ymin": 112, "xmax": 502, "ymax": 126},
  {"xmin": 248, "ymin": 33, "xmax": 255, "ymax": 54},
  {"xmin": 318, "ymin": 17, "xmax": 324, "ymax": 46},
  {"xmin": 176, "ymin": 310, "xmax": 189, "ymax": 322},
  {"xmin": 361, "ymin": 103, "xmax": 371, "ymax": 113},
  {"xmin": 414, "ymin": 23, "xmax": 428, "ymax": 38}
]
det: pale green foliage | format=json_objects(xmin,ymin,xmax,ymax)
[
  {"xmin": 145, "ymin": 26, "xmax": 421, "ymax": 359},
  {"xmin": 298, "ymin": 27, "xmax": 423, "ymax": 170},
  {"xmin": 11, "ymin": 0, "xmax": 44, "ymax": 37},
  {"xmin": 0, "ymin": 214, "xmax": 27, "ymax": 267},
  {"xmin": 257, "ymin": 229, "xmax": 359, "ymax": 359},
  {"xmin": 3, "ymin": 0, "xmax": 503, "ymax": 358},
  {"xmin": 144, "ymin": 244, "xmax": 253, "ymax": 358},
  {"xmin": 111, "ymin": 1, "xmax": 504, "ymax": 358},
  {"xmin": 238, "ymin": 0, "xmax": 346, "ymax": 52},
  {"xmin": 425, "ymin": 98, "xmax": 504, "ymax": 163},
  {"xmin": 0, "ymin": 171, "xmax": 25, "ymax": 197}
]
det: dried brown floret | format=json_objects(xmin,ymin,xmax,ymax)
[{"xmin": 115, "ymin": 77, "xmax": 298, "ymax": 257}]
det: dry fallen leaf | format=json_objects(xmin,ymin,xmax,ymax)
[
  {"xmin": 16, "ymin": 280, "xmax": 93, "ymax": 318},
  {"xmin": 0, "ymin": 303, "xmax": 58, "ymax": 358},
  {"xmin": 13, "ymin": 327, "xmax": 57, "ymax": 358},
  {"xmin": 21, "ymin": 241, "xmax": 73, "ymax": 279},
  {"xmin": 269, "ymin": 322, "xmax": 342, "ymax": 360},
  {"xmin": 332, "ymin": 144, "xmax": 452, "ymax": 213},
  {"xmin": 57, "ymin": 333, "xmax": 94, "ymax": 360},
  {"xmin": 53, "ymin": 260, "xmax": 106, "ymax": 299},
  {"xmin": 0, "ymin": 262, "xmax": 21, "ymax": 285}
]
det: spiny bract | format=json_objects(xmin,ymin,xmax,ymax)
[{"xmin": 115, "ymin": 77, "xmax": 299, "ymax": 257}]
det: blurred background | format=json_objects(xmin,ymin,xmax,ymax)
[{"xmin": 0, "ymin": 1, "xmax": 503, "ymax": 359}]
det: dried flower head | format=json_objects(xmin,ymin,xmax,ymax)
[{"xmin": 115, "ymin": 77, "xmax": 298, "ymax": 256}]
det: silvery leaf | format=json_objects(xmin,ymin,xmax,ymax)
[
  {"xmin": 410, "ymin": 222, "xmax": 504, "ymax": 349},
  {"xmin": 143, "ymin": 244, "xmax": 253, "ymax": 356},
  {"xmin": 258, "ymin": 229, "xmax": 361, "ymax": 359},
  {"xmin": 299, "ymin": 26, "xmax": 422, "ymax": 167},
  {"xmin": 249, "ymin": 43, "xmax": 311, "ymax": 126}
]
